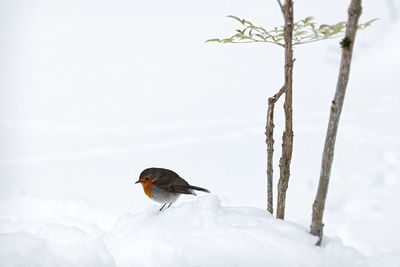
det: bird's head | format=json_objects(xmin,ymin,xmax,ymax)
[{"xmin": 135, "ymin": 168, "xmax": 159, "ymax": 185}]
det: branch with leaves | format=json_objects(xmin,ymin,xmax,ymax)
[
  {"xmin": 206, "ymin": 15, "xmax": 377, "ymax": 46},
  {"xmin": 206, "ymin": 4, "xmax": 376, "ymax": 220}
]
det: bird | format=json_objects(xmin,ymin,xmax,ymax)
[{"xmin": 135, "ymin": 167, "xmax": 210, "ymax": 211}]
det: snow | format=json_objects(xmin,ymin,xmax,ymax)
[
  {"xmin": 0, "ymin": 195, "xmax": 368, "ymax": 267},
  {"xmin": 0, "ymin": 195, "xmax": 398, "ymax": 267},
  {"xmin": 1, "ymin": 0, "xmax": 400, "ymax": 266},
  {"xmin": 0, "ymin": 226, "xmax": 115, "ymax": 267}
]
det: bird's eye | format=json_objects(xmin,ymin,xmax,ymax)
[{"xmin": 145, "ymin": 177, "xmax": 149, "ymax": 180}]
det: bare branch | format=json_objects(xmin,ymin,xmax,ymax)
[
  {"xmin": 310, "ymin": 0, "xmax": 363, "ymax": 246},
  {"xmin": 276, "ymin": 0, "xmax": 284, "ymax": 11},
  {"xmin": 266, "ymin": 85, "xmax": 286, "ymax": 214},
  {"xmin": 206, "ymin": 15, "xmax": 376, "ymax": 47},
  {"xmin": 276, "ymin": 0, "xmax": 294, "ymax": 220},
  {"xmin": 293, "ymin": 34, "xmax": 346, "ymax": 45},
  {"xmin": 229, "ymin": 40, "xmax": 285, "ymax": 46}
]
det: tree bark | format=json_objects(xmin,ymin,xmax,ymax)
[
  {"xmin": 310, "ymin": 0, "xmax": 362, "ymax": 246},
  {"xmin": 276, "ymin": 0, "xmax": 294, "ymax": 220},
  {"xmin": 266, "ymin": 85, "xmax": 285, "ymax": 214}
]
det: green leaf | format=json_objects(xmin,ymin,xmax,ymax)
[
  {"xmin": 295, "ymin": 30, "xmax": 308, "ymax": 36},
  {"xmin": 359, "ymin": 18, "xmax": 379, "ymax": 28},
  {"xmin": 222, "ymin": 38, "xmax": 232, "ymax": 43},
  {"xmin": 243, "ymin": 19, "xmax": 254, "ymax": 27},
  {"xmin": 319, "ymin": 24, "xmax": 329, "ymax": 30},
  {"xmin": 257, "ymin": 26, "xmax": 267, "ymax": 33},
  {"xmin": 226, "ymin": 15, "xmax": 242, "ymax": 22},
  {"xmin": 303, "ymin": 16, "xmax": 314, "ymax": 24},
  {"xmin": 205, "ymin": 38, "xmax": 221, "ymax": 43},
  {"xmin": 335, "ymin": 21, "xmax": 346, "ymax": 28},
  {"xmin": 226, "ymin": 15, "xmax": 247, "ymax": 25},
  {"xmin": 255, "ymin": 34, "xmax": 267, "ymax": 41}
]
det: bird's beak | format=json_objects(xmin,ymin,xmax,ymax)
[{"xmin": 135, "ymin": 179, "xmax": 140, "ymax": 184}]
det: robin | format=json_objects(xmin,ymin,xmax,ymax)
[{"xmin": 135, "ymin": 167, "xmax": 210, "ymax": 211}]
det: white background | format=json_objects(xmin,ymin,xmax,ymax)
[{"xmin": 1, "ymin": 0, "xmax": 399, "ymax": 259}]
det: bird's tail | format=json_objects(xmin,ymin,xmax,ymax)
[{"xmin": 188, "ymin": 185, "xmax": 210, "ymax": 193}]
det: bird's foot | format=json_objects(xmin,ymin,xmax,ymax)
[{"xmin": 159, "ymin": 203, "xmax": 172, "ymax": 211}]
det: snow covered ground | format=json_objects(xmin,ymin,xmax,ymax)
[{"xmin": 1, "ymin": 0, "xmax": 399, "ymax": 266}]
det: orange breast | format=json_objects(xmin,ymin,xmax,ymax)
[{"xmin": 140, "ymin": 178, "xmax": 156, "ymax": 198}]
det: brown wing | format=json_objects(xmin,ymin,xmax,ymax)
[
  {"xmin": 152, "ymin": 168, "xmax": 210, "ymax": 194},
  {"xmin": 153, "ymin": 169, "xmax": 196, "ymax": 195}
]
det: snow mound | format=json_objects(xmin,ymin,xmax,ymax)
[
  {"xmin": 1, "ymin": 194, "xmax": 382, "ymax": 267},
  {"xmin": 0, "ymin": 194, "xmax": 116, "ymax": 267},
  {"xmin": 106, "ymin": 195, "xmax": 363, "ymax": 267}
]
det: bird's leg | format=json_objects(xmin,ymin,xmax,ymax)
[
  {"xmin": 159, "ymin": 203, "xmax": 167, "ymax": 211},
  {"xmin": 167, "ymin": 203, "xmax": 172, "ymax": 208}
]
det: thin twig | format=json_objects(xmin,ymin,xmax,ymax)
[
  {"xmin": 270, "ymin": 86, "xmax": 286, "ymax": 103},
  {"xmin": 294, "ymin": 34, "xmax": 347, "ymax": 45},
  {"xmin": 266, "ymin": 85, "xmax": 286, "ymax": 214},
  {"xmin": 229, "ymin": 40, "xmax": 285, "ymax": 47},
  {"xmin": 276, "ymin": 0, "xmax": 284, "ymax": 11}
]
